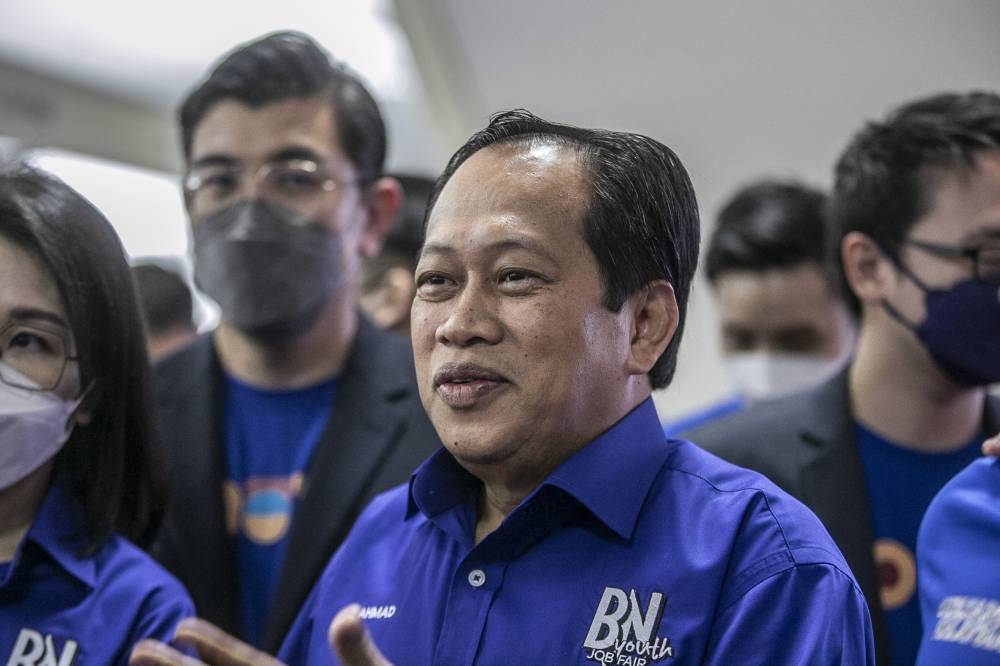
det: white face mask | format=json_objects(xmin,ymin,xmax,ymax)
[
  {"xmin": 0, "ymin": 363, "xmax": 82, "ymax": 490},
  {"xmin": 723, "ymin": 352, "xmax": 848, "ymax": 403}
]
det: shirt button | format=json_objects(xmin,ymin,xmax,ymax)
[{"xmin": 468, "ymin": 569, "xmax": 486, "ymax": 588}]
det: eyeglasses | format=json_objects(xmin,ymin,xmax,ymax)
[
  {"xmin": 183, "ymin": 158, "xmax": 354, "ymax": 219},
  {"xmin": 0, "ymin": 321, "xmax": 78, "ymax": 391},
  {"xmin": 905, "ymin": 238, "xmax": 1000, "ymax": 286}
]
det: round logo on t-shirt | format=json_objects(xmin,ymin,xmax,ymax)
[{"xmin": 874, "ymin": 538, "xmax": 916, "ymax": 611}]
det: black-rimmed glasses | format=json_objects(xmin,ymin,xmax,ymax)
[{"xmin": 905, "ymin": 238, "xmax": 1000, "ymax": 286}]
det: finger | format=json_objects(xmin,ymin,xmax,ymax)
[
  {"xmin": 172, "ymin": 618, "xmax": 285, "ymax": 666},
  {"xmin": 129, "ymin": 639, "xmax": 206, "ymax": 666},
  {"xmin": 983, "ymin": 433, "xmax": 1000, "ymax": 458},
  {"xmin": 328, "ymin": 604, "xmax": 393, "ymax": 666}
]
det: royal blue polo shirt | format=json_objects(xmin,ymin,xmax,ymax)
[
  {"xmin": 279, "ymin": 398, "xmax": 874, "ymax": 665},
  {"xmin": 0, "ymin": 481, "xmax": 193, "ymax": 665},
  {"xmin": 917, "ymin": 457, "xmax": 1000, "ymax": 664}
]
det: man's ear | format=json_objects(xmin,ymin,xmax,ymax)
[
  {"xmin": 841, "ymin": 231, "xmax": 894, "ymax": 306},
  {"xmin": 627, "ymin": 280, "xmax": 678, "ymax": 376},
  {"xmin": 359, "ymin": 177, "xmax": 403, "ymax": 258}
]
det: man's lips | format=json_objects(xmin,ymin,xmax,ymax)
[{"xmin": 433, "ymin": 362, "xmax": 508, "ymax": 408}]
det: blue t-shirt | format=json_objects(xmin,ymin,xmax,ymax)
[
  {"xmin": 224, "ymin": 373, "xmax": 338, "ymax": 646},
  {"xmin": 916, "ymin": 457, "xmax": 1000, "ymax": 664},
  {"xmin": 0, "ymin": 481, "xmax": 193, "ymax": 665},
  {"xmin": 279, "ymin": 399, "xmax": 874, "ymax": 665},
  {"xmin": 854, "ymin": 422, "xmax": 983, "ymax": 666}
]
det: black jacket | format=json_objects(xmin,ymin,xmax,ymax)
[
  {"xmin": 152, "ymin": 317, "xmax": 441, "ymax": 651},
  {"xmin": 683, "ymin": 369, "xmax": 1000, "ymax": 665}
]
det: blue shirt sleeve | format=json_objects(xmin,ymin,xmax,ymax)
[{"xmin": 705, "ymin": 562, "xmax": 875, "ymax": 665}]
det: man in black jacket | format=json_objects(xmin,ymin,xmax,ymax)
[
  {"xmin": 152, "ymin": 31, "xmax": 440, "ymax": 651},
  {"xmin": 685, "ymin": 91, "xmax": 1000, "ymax": 665}
]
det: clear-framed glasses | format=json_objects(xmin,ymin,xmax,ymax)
[
  {"xmin": 0, "ymin": 321, "xmax": 78, "ymax": 391},
  {"xmin": 183, "ymin": 158, "xmax": 353, "ymax": 219},
  {"xmin": 905, "ymin": 238, "xmax": 1000, "ymax": 286}
]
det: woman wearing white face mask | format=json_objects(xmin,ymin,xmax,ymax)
[{"xmin": 0, "ymin": 164, "xmax": 193, "ymax": 663}]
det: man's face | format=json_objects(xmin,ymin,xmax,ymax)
[
  {"xmin": 870, "ymin": 150, "xmax": 1000, "ymax": 383},
  {"xmin": 715, "ymin": 263, "xmax": 855, "ymax": 358},
  {"xmin": 187, "ymin": 98, "xmax": 373, "ymax": 290},
  {"xmin": 886, "ymin": 150, "xmax": 1000, "ymax": 324},
  {"xmin": 411, "ymin": 142, "xmax": 639, "ymax": 488}
]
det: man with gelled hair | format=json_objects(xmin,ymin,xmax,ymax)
[
  {"xmin": 132, "ymin": 109, "xmax": 874, "ymax": 665},
  {"xmin": 152, "ymin": 31, "xmax": 440, "ymax": 651},
  {"xmin": 688, "ymin": 91, "xmax": 1000, "ymax": 665}
]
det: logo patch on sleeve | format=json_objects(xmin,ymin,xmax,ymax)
[
  {"xmin": 582, "ymin": 587, "xmax": 674, "ymax": 664},
  {"xmin": 5, "ymin": 628, "xmax": 78, "ymax": 666}
]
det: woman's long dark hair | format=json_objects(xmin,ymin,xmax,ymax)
[{"xmin": 0, "ymin": 163, "xmax": 165, "ymax": 551}]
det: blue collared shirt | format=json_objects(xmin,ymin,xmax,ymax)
[
  {"xmin": 916, "ymin": 457, "xmax": 1000, "ymax": 665},
  {"xmin": 0, "ymin": 481, "xmax": 193, "ymax": 665},
  {"xmin": 280, "ymin": 399, "xmax": 874, "ymax": 665}
]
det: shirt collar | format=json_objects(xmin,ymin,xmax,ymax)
[
  {"xmin": 22, "ymin": 479, "xmax": 97, "ymax": 589},
  {"xmin": 407, "ymin": 398, "xmax": 674, "ymax": 540}
]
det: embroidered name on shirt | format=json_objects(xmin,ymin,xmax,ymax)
[
  {"xmin": 931, "ymin": 595, "xmax": 1000, "ymax": 654},
  {"xmin": 357, "ymin": 604, "xmax": 396, "ymax": 620},
  {"xmin": 5, "ymin": 628, "xmax": 78, "ymax": 666},
  {"xmin": 583, "ymin": 587, "xmax": 673, "ymax": 664}
]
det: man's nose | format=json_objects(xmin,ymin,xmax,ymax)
[{"xmin": 435, "ymin": 283, "xmax": 503, "ymax": 346}]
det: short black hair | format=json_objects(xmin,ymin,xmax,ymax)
[
  {"xmin": 426, "ymin": 109, "xmax": 700, "ymax": 389},
  {"xmin": 705, "ymin": 180, "xmax": 854, "ymax": 315},
  {"xmin": 360, "ymin": 173, "xmax": 434, "ymax": 294},
  {"xmin": 179, "ymin": 31, "xmax": 387, "ymax": 185},
  {"xmin": 832, "ymin": 90, "xmax": 1000, "ymax": 265},
  {"xmin": 0, "ymin": 163, "xmax": 165, "ymax": 551},
  {"xmin": 131, "ymin": 263, "xmax": 195, "ymax": 335}
]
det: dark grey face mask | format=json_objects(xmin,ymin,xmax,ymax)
[{"xmin": 193, "ymin": 200, "xmax": 345, "ymax": 341}]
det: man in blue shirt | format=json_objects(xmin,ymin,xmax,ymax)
[{"xmin": 132, "ymin": 110, "xmax": 874, "ymax": 664}]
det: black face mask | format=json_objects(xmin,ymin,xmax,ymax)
[
  {"xmin": 883, "ymin": 257, "xmax": 1000, "ymax": 387},
  {"xmin": 193, "ymin": 200, "xmax": 345, "ymax": 341}
]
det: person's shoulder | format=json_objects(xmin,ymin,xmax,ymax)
[
  {"xmin": 152, "ymin": 332, "xmax": 215, "ymax": 386},
  {"xmin": 661, "ymin": 440, "xmax": 852, "ymax": 571},
  {"xmin": 681, "ymin": 372, "xmax": 849, "ymax": 462},
  {"xmin": 93, "ymin": 534, "xmax": 192, "ymax": 603}
]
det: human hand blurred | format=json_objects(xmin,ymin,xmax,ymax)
[
  {"xmin": 983, "ymin": 432, "xmax": 1000, "ymax": 458},
  {"xmin": 129, "ymin": 618, "xmax": 284, "ymax": 666},
  {"xmin": 328, "ymin": 605, "xmax": 394, "ymax": 666},
  {"xmin": 129, "ymin": 607, "xmax": 393, "ymax": 666}
]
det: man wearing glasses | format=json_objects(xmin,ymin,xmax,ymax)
[
  {"xmin": 687, "ymin": 90, "xmax": 1000, "ymax": 665},
  {"xmin": 152, "ymin": 31, "xmax": 440, "ymax": 652}
]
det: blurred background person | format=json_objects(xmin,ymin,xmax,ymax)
[
  {"xmin": 131, "ymin": 262, "xmax": 197, "ymax": 362},
  {"xmin": 357, "ymin": 173, "xmax": 433, "ymax": 335},
  {"xmin": 665, "ymin": 180, "xmax": 856, "ymax": 435},
  {"xmin": 0, "ymin": 163, "xmax": 192, "ymax": 663},
  {"xmin": 151, "ymin": 32, "xmax": 441, "ymax": 651}
]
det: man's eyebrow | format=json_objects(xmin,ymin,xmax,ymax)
[
  {"xmin": 188, "ymin": 154, "xmax": 236, "ymax": 170},
  {"xmin": 419, "ymin": 238, "xmax": 561, "ymax": 263},
  {"xmin": 6, "ymin": 307, "xmax": 71, "ymax": 331},
  {"xmin": 188, "ymin": 147, "xmax": 325, "ymax": 170}
]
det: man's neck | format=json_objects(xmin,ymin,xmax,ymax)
[
  {"xmin": 849, "ymin": 326, "xmax": 986, "ymax": 452},
  {"xmin": 214, "ymin": 296, "xmax": 357, "ymax": 390}
]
